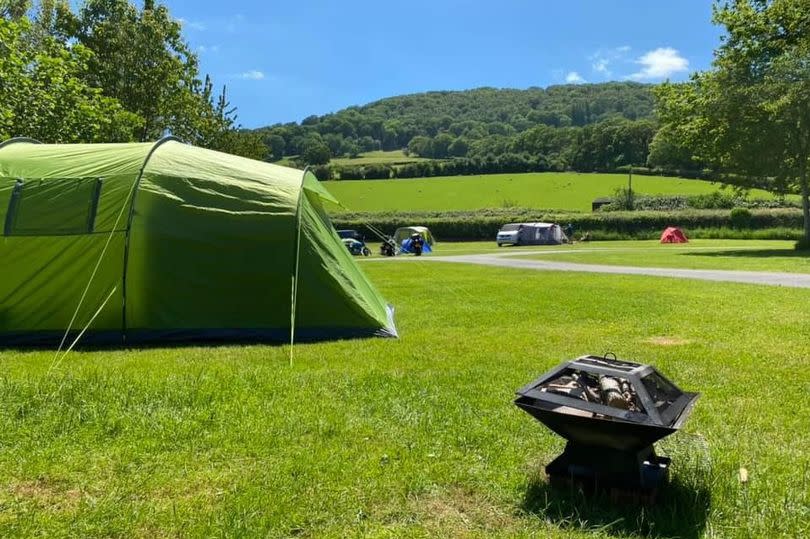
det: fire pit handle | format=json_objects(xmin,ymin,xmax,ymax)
[{"xmin": 603, "ymin": 351, "xmax": 617, "ymax": 361}]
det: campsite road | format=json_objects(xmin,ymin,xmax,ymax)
[{"xmin": 370, "ymin": 252, "xmax": 810, "ymax": 289}]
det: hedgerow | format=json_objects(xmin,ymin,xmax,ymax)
[{"xmin": 331, "ymin": 208, "xmax": 804, "ymax": 241}]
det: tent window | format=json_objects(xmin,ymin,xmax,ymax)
[{"xmin": 4, "ymin": 178, "xmax": 103, "ymax": 236}]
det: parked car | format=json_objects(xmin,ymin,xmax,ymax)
[
  {"xmin": 342, "ymin": 237, "xmax": 371, "ymax": 256},
  {"xmin": 496, "ymin": 223, "xmax": 524, "ymax": 246},
  {"xmin": 337, "ymin": 229, "xmax": 364, "ymax": 242}
]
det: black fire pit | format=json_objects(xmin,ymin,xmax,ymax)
[{"xmin": 515, "ymin": 354, "xmax": 699, "ymax": 496}]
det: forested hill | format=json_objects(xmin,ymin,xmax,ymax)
[
  {"xmin": 343, "ymin": 83, "xmax": 655, "ymax": 130},
  {"xmin": 254, "ymin": 83, "xmax": 657, "ymax": 164}
]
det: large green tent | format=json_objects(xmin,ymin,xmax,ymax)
[{"xmin": 0, "ymin": 138, "xmax": 397, "ymax": 346}]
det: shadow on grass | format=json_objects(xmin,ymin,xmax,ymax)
[
  {"xmin": 520, "ymin": 475, "xmax": 711, "ymax": 539},
  {"xmin": 0, "ymin": 330, "xmax": 383, "ymax": 352},
  {"xmin": 683, "ymin": 249, "xmax": 808, "ymax": 259}
]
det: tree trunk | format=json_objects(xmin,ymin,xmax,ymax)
[{"xmin": 801, "ymin": 157, "xmax": 810, "ymax": 244}]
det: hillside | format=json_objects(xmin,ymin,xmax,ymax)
[
  {"xmin": 254, "ymin": 83, "xmax": 658, "ymax": 166},
  {"xmin": 322, "ymin": 172, "xmax": 780, "ymax": 213}
]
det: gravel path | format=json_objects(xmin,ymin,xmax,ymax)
[{"xmin": 380, "ymin": 252, "xmax": 810, "ymax": 289}]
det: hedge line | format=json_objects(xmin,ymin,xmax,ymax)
[
  {"xmin": 313, "ymin": 160, "xmax": 714, "ymax": 182},
  {"xmin": 332, "ymin": 208, "xmax": 804, "ymax": 241},
  {"xmin": 599, "ymin": 192, "xmax": 799, "ymax": 212}
]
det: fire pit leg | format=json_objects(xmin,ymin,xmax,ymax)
[{"xmin": 546, "ymin": 442, "xmax": 671, "ymax": 492}]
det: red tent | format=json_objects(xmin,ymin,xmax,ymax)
[{"xmin": 660, "ymin": 227, "xmax": 688, "ymax": 243}]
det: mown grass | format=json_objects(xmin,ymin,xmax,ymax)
[
  {"xmin": 0, "ymin": 255, "xmax": 808, "ymax": 537},
  {"xmin": 512, "ymin": 239, "xmax": 810, "ymax": 273},
  {"xmin": 363, "ymin": 239, "xmax": 803, "ymax": 265},
  {"xmin": 324, "ymin": 172, "xmax": 782, "ymax": 213}
]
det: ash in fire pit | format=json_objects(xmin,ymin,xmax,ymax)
[{"xmin": 515, "ymin": 354, "xmax": 699, "ymax": 498}]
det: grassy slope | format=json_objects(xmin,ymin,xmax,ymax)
[
  {"xmin": 330, "ymin": 150, "xmax": 432, "ymax": 167},
  {"xmin": 513, "ymin": 239, "xmax": 810, "ymax": 273},
  {"xmin": 0, "ymin": 245, "xmax": 808, "ymax": 537},
  {"xmin": 276, "ymin": 150, "xmax": 431, "ymax": 168},
  {"xmin": 323, "ymin": 172, "xmax": 782, "ymax": 213}
]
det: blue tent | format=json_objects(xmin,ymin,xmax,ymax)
[{"xmin": 400, "ymin": 238, "xmax": 433, "ymax": 254}]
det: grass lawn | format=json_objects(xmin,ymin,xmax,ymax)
[
  {"xmin": 1, "ymin": 251, "xmax": 808, "ymax": 537},
  {"xmin": 362, "ymin": 239, "xmax": 807, "ymax": 268},
  {"xmin": 510, "ymin": 239, "xmax": 810, "ymax": 273},
  {"xmin": 323, "ymin": 172, "xmax": 783, "ymax": 213}
]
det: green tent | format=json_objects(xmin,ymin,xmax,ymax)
[{"xmin": 0, "ymin": 138, "xmax": 397, "ymax": 346}]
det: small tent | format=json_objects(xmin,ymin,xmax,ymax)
[
  {"xmin": 0, "ymin": 138, "xmax": 397, "ymax": 346},
  {"xmin": 394, "ymin": 226, "xmax": 434, "ymax": 246},
  {"xmin": 660, "ymin": 227, "xmax": 688, "ymax": 243}
]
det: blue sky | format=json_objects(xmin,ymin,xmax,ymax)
[{"xmin": 168, "ymin": 0, "xmax": 722, "ymax": 128}]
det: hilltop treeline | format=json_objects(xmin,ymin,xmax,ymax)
[
  {"xmin": 0, "ymin": 0, "xmax": 265, "ymax": 158},
  {"xmin": 254, "ymin": 83, "xmax": 693, "ymax": 174}
]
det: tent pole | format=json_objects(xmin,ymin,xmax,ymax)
[
  {"xmin": 0, "ymin": 137, "xmax": 43, "ymax": 150},
  {"xmin": 48, "ymin": 139, "xmax": 172, "ymax": 363},
  {"xmin": 120, "ymin": 136, "xmax": 181, "ymax": 343},
  {"xmin": 289, "ymin": 168, "xmax": 309, "ymax": 366}
]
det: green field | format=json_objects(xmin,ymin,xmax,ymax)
[
  {"xmin": 1, "ymin": 241, "xmax": 808, "ymax": 537},
  {"xmin": 324, "ymin": 172, "xmax": 780, "ymax": 213},
  {"xmin": 513, "ymin": 239, "xmax": 810, "ymax": 273},
  {"xmin": 278, "ymin": 150, "xmax": 431, "ymax": 168},
  {"xmin": 330, "ymin": 150, "xmax": 433, "ymax": 167}
]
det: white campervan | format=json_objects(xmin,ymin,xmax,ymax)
[{"xmin": 496, "ymin": 222, "xmax": 568, "ymax": 246}]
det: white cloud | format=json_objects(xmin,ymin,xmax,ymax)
[
  {"xmin": 178, "ymin": 18, "xmax": 206, "ymax": 31},
  {"xmin": 197, "ymin": 45, "xmax": 220, "ymax": 54},
  {"xmin": 589, "ymin": 46, "xmax": 632, "ymax": 78},
  {"xmin": 565, "ymin": 71, "xmax": 586, "ymax": 84},
  {"xmin": 238, "ymin": 70, "xmax": 265, "ymax": 80},
  {"xmin": 593, "ymin": 58, "xmax": 610, "ymax": 76},
  {"xmin": 628, "ymin": 47, "xmax": 689, "ymax": 81}
]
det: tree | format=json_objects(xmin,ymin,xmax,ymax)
[
  {"xmin": 0, "ymin": 17, "xmax": 141, "ymax": 142},
  {"xmin": 407, "ymin": 135, "xmax": 432, "ymax": 157},
  {"xmin": 340, "ymin": 138, "xmax": 361, "ymax": 158},
  {"xmin": 0, "ymin": 0, "xmax": 30, "ymax": 20},
  {"xmin": 68, "ymin": 0, "xmax": 201, "ymax": 141},
  {"xmin": 265, "ymin": 134, "xmax": 286, "ymax": 161},
  {"xmin": 323, "ymin": 133, "xmax": 344, "ymax": 155},
  {"xmin": 301, "ymin": 139, "xmax": 331, "ymax": 165},
  {"xmin": 655, "ymin": 0, "xmax": 810, "ymax": 244},
  {"xmin": 448, "ymin": 137, "xmax": 469, "ymax": 157},
  {"xmin": 647, "ymin": 126, "xmax": 696, "ymax": 170},
  {"xmin": 431, "ymin": 133, "xmax": 454, "ymax": 158}
]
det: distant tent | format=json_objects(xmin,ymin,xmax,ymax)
[
  {"xmin": 400, "ymin": 237, "xmax": 433, "ymax": 254},
  {"xmin": 660, "ymin": 227, "xmax": 688, "ymax": 243},
  {"xmin": 394, "ymin": 226, "xmax": 434, "ymax": 246},
  {"xmin": 0, "ymin": 138, "xmax": 397, "ymax": 346},
  {"xmin": 497, "ymin": 222, "xmax": 568, "ymax": 246}
]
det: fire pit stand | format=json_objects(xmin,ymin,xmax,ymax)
[{"xmin": 515, "ymin": 355, "xmax": 699, "ymax": 499}]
